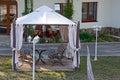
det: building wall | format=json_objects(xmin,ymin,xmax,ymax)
[
  {"xmin": 16, "ymin": 0, "xmax": 24, "ymax": 17},
  {"xmin": 17, "ymin": 0, "xmax": 119, "ymax": 29},
  {"xmin": 79, "ymin": 0, "xmax": 112, "ymax": 29},
  {"xmin": 111, "ymin": 0, "xmax": 120, "ymax": 28},
  {"xmin": 17, "ymin": 0, "xmax": 66, "ymax": 17},
  {"xmin": 34, "ymin": 0, "xmax": 65, "ymax": 10}
]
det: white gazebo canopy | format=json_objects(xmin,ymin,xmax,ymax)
[
  {"xmin": 16, "ymin": 5, "xmax": 75, "ymax": 25},
  {"xmin": 11, "ymin": 5, "xmax": 80, "ymax": 70}
]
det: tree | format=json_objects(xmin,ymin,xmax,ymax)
[
  {"xmin": 22, "ymin": 0, "xmax": 34, "ymax": 42},
  {"xmin": 63, "ymin": 0, "xmax": 73, "ymax": 19},
  {"xmin": 22, "ymin": 0, "xmax": 33, "ymax": 15}
]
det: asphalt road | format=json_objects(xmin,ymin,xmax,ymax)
[
  {"xmin": 0, "ymin": 35, "xmax": 11, "ymax": 55},
  {"xmin": 0, "ymin": 35, "xmax": 120, "ymax": 56},
  {"xmin": 80, "ymin": 42, "xmax": 120, "ymax": 56}
]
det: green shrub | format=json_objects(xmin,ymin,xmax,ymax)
[
  {"xmin": 49, "ymin": 34, "xmax": 61, "ymax": 43},
  {"xmin": 39, "ymin": 38, "xmax": 46, "ymax": 43},
  {"xmin": 39, "ymin": 34, "xmax": 62, "ymax": 43},
  {"xmin": 98, "ymin": 38, "xmax": 105, "ymax": 42},
  {"xmin": 26, "ymin": 26, "xmax": 34, "ymax": 37},
  {"xmin": 79, "ymin": 28, "xmax": 116, "ymax": 42},
  {"xmin": 99, "ymin": 29, "xmax": 114, "ymax": 42},
  {"xmin": 99, "ymin": 29, "xmax": 107, "ymax": 39},
  {"xmin": 107, "ymin": 36, "xmax": 114, "ymax": 42},
  {"xmin": 79, "ymin": 30, "xmax": 94, "ymax": 42}
]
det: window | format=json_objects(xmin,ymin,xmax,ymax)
[
  {"xmin": 0, "ymin": 4, "xmax": 7, "ymax": 26},
  {"xmin": 0, "ymin": 0, "xmax": 17, "ymax": 34},
  {"xmin": 10, "ymin": 5, "xmax": 16, "ymax": 23},
  {"xmin": 54, "ymin": 3, "xmax": 64, "ymax": 14},
  {"xmin": 82, "ymin": 2, "xmax": 97, "ymax": 22}
]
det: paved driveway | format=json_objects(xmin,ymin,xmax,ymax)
[{"xmin": 0, "ymin": 35, "xmax": 120, "ymax": 56}]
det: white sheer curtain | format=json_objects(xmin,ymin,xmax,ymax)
[
  {"xmin": 16, "ymin": 24, "xmax": 24, "ymax": 51},
  {"xmin": 11, "ymin": 24, "xmax": 24, "ymax": 63},
  {"xmin": 59, "ymin": 26, "xmax": 68, "ymax": 42},
  {"xmin": 10, "ymin": 23, "xmax": 13, "ymax": 48},
  {"xmin": 68, "ymin": 25, "xmax": 81, "ymax": 68},
  {"xmin": 10, "ymin": 23, "xmax": 14, "ymax": 66},
  {"xmin": 65, "ymin": 43, "xmax": 73, "ymax": 58}
]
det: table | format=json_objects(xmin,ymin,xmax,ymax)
[{"xmin": 35, "ymin": 48, "xmax": 46, "ymax": 64}]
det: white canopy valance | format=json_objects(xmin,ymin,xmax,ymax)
[{"xmin": 11, "ymin": 5, "xmax": 80, "ymax": 69}]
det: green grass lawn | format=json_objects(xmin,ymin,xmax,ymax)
[{"xmin": 0, "ymin": 55, "xmax": 120, "ymax": 80}]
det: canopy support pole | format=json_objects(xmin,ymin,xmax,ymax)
[
  {"xmin": 75, "ymin": 21, "xmax": 80, "ymax": 70},
  {"xmin": 12, "ymin": 21, "xmax": 16, "ymax": 71}
]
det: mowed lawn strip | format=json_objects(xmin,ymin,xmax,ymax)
[{"xmin": 0, "ymin": 55, "xmax": 120, "ymax": 80}]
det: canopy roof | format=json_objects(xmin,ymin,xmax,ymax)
[{"xmin": 16, "ymin": 5, "xmax": 75, "ymax": 25}]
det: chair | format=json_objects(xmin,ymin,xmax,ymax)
[
  {"xmin": 46, "ymin": 25, "xmax": 53, "ymax": 37},
  {"xmin": 35, "ymin": 25, "xmax": 43, "ymax": 37},
  {"xmin": 49, "ymin": 44, "xmax": 66, "ymax": 66}
]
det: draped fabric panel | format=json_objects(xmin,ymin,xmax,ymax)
[
  {"xmin": 10, "ymin": 23, "xmax": 14, "ymax": 66},
  {"xmin": 68, "ymin": 25, "xmax": 81, "ymax": 68},
  {"xmin": 15, "ymin": 24, "xmax": 24, "ymax": 63},
  {"xmin": 11, "ymin": 24, "xmax": 24, "ymax": 64},
  {"xmin": 65, "ymin": 43, "xmax": 73, "ymax": 58},
  {"xmin": 15, "ymin": 24, "xmax": 24, "ymax": 50},
  {"xmin": 10, "ymin": 23, "xmax": 13, "ymax": 48},
  {"xmin": 59, "ymin": 26, "xmax": 68, "ymax": 42}
]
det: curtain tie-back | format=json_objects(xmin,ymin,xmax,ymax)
[{"xmin": 12, "ymin": 48, "xmax": 16, "ymax": 51}]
